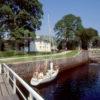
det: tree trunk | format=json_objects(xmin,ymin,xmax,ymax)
[
  {"xmin": 28, "ymin": 40, "xmax": 30, "ymax": 53},
  {"xmin": 0, "ymin": 41, "xmax": 5, "ymax": 51},
  {"xmin": 81, "ymin": 40, "xmax": 88, "ymax": 50}
]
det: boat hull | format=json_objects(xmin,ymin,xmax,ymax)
[{"xmin": 30, "ymin": 69, "xmax": 59, "ymax": 86}]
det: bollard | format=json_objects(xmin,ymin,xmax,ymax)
[
  {"xmin": 13, "ymin": 76, "xmax": 16, "ymax": 94},
  {"xmin": 28, "ymin": 93, "xmax": 34, "ymax": 100}
]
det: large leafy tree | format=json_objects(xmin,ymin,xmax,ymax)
[
  {"xmin": 76, "ymin": 28, "xmax": 98, "ymax": 49},
  {"xmin": 54, "ymin": 14, "xmax": 83, "ymax": 50},
  {"xmin": 0, "ymin": 0, "xmax": 43, "ymax": 52}
]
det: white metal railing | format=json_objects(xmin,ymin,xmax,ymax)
[{"xmin": 0, "ymin": 63, "xmax": 44, "ymax": 100}]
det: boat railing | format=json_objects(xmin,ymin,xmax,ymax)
[{"xmin": 0, "ymin": 63, "xmax": 44, "ymax": 100}]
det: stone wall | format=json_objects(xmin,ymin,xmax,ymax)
[
  {"xmin": 89, "ymin": 49, "xmax": 100, "ymax": 58},
  {"xmin": 54, "ymin": 50, "xmax": 89, "ymax": 71},
  {"xmin": 88, "ymin": 49, "xmax": 100, "ymax": 63},
  {"xmin": 8, "ymin": 50, "xmax": 89, "ymax": 81}
]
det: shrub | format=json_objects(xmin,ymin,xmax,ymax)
[{"xmin": 0, "ymin": 50, "xmax": 25, "ymax": 57}]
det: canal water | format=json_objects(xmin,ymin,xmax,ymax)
[{"xmin": 35, "ymin": 63, "xmax": 100, "ymax": 100}]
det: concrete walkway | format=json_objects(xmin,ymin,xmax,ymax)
[{"xmin": 0, "ymin": 74, "xmax": 19, "ymax": 100}]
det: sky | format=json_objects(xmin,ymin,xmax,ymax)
[{"xmin": 37, "ymin": 0, "xmax": 100, "ymax": 36}]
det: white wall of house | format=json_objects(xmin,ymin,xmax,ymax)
[{"xmin": 24, "ymin": 40, "xmax": 51, "ymax": 52}]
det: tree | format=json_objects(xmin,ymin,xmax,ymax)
[
  {"xmin": 54, "ymin": 14, "xmax": 83, "ymax": 50},
  {"xmin": 11, "ymin": 27, "xmax": 35, "ymax": 52},
  {"xmin": 0, "ymin": 27, "xmax": 5, "ymax": 51},
  {"xmin": 91, "ymin": 36, "xmax": 100, "ymax": 48},
  {"xmin": 0, "ymin": 0, "xmax": 43, "ymax": 52},
  {"xmin": 76, "ymin": 28, "xmax": 98, "ymax": 49},
  {"xmin": 66, "ymin": 38, "xmax": 79, "ymax": 50}
]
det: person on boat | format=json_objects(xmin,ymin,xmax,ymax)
[
  {"xmin": 33, "ymin": 65, "xmax": 40, "ymax": 78},
  {"xmin": 38, "ymin": 72, "xmax": 44, "ymax": 79},
  {"xmin": 33, "ymin": 71, "xmax": 38, "ymax": 78},
  {"xmin": 50, "ymin": 61, "xmax": 54, "ymax": 72},
  {"xmin": 43, "ymin": 60, "xmax": 48, "ymax": 75}
]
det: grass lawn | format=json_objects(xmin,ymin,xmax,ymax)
[{"xmin": 0, "ymin": 50, "xmax": 79, "ymax": 64}]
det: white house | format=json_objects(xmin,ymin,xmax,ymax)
[{"xmin": 24, "ymin": 36, "xmax": 51, "ymax": 52}]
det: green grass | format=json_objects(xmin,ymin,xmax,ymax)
[
  {"xmin": 0, "ymin": 50, "xmax": 79, "ymax": 64},
  {"xmin": 0, "ymin": 50, "xmax": 53, "ymax": 58},
  {"xmin": 65, "ymin": 50, "xmax": 78, "ymax": 57}
]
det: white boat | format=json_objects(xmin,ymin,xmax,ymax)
[
  {"xmin": 30, "ymin": 62, "xmax": 59, "ymax": 86},
  {"xmin": 30, "ymin": 16, "xmax": 59, "ymax": 86}
]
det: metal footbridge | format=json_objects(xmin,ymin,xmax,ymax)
[{"xmin": 0, "ymin": 63, "xmax": 44, "ymax": 100}]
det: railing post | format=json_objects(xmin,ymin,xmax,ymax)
[
  {"xmin": 7, "ymin": 69, "xmax": 9, "ymax": 81},
  {"xmin": 4, "ymin": 66, "xmax": 6, "ymax": 75},
  {"xmin": 28, "ymin": 93, "xmax": 34, "ymax": 100},
  {"xmin": 13, "ymin": 76, "xmax": 16, "ymax": 94}
]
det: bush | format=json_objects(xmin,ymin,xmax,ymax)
[
  {"xmin": 0, "ymin": 51, "xmax": 52, "ymax": 58},
  {"xmin": 0, "ymin": 50, "xmax": 25, "ymax": 57},
  {"xmin": 27, "ymin": 52, "xmax": 51, "ymax": 55}
]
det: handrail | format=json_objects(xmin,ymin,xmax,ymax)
[{"xmin": 2, "ymin": 63, "xmax": 44, "ymax": 100}]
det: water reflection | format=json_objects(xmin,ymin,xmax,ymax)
[{"xmin": 37, "ymin": 63, "xmax": 100, "ymax": 100}]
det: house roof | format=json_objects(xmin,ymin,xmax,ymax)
[
  {"xmin": 34, "ymin": 38, "xmax": 50, "ymax": 43},
  {"xmin": 34, "ymin": 35, "xmax": 50, "ymax": 43}
]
